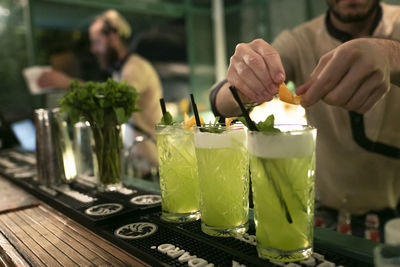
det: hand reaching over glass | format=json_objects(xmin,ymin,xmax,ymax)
[
  {"xmin": 227, "ymin": 39, "xmax": 286, "ymax": 104},
  {"xmin": 296, "ymin": 38, "xmax": 394, "ymax": 114}
]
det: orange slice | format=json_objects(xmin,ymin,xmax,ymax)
[
  {"xmin": 184, "ymin": 113, "xmax": 204, "ymax": 130},
  {"xmin": 278, "ymin": 83, "xmax": 301, "ymax": 105},
  {"xmin": 225, "ymin": 117, "xmax": 236, "ymax": 127}
]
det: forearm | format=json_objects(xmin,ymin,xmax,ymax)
[{"xmin": 211, "ymin": 80, "xmax": 242, "ymax": 118}]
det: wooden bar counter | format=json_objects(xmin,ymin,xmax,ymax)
[{"xmin": 0, "ymin": 175, "xmax": 149, "ymax": 266}]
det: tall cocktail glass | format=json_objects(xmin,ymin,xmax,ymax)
[
  {"xmin": 194, "ymin": 125, "xmax": 249, "ymax": 237},
  {"xmin": 156, "ymin": 124, "xmax": 200, "ymax": 222},
  {"xmin": 249, "ymin": 125, "xmax": 316, "ymax": 262}
]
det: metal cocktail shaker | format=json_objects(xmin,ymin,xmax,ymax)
[{"xmin": 34, "ymin": 108, "xmax": 76, "ymax": 187}]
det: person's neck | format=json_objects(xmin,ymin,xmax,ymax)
[{"xmin": 329, "ymin": 9, "xmax": 378, "ymax": 38}]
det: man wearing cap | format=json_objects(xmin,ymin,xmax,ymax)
[{"xmin": 39, "ymin": 10, "xmax": 162, "ymax": 169}]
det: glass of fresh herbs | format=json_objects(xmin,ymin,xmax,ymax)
[{"xmin": 60, "ymin": 78, "xmax": 139, "ymax": 191}]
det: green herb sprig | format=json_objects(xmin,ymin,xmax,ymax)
[
  {"xmin": 159, "ymin": 112, "xmax": 174, "ymax": 125},
  {"xmin": 60, "ymin": 78, "xmax": 140, "ymax": 127},
  {"xmin": 201, "ymin": 116, "xmax": 225, "ymax": 133},
  {"xmin": 59, "ymin": 78, "xmax": 140, "ymax": 188},
  {"xmin": 238, "ymin": 114, "xmax": 280, "ymax": 133}
]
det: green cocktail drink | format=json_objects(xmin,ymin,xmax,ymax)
[
  {"xmin": 249, "ymin": 125, "xmax": 316, "ymax": 262},
  {"xmin": 194, "ymin": 125, "xmax": 249, "ymax": 236},
  {"xmin": 156, "ymin": 124, "xmax": 200, "ymax": 222}
]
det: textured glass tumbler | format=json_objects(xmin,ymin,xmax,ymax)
[
  {"xmin": 194, "ymin": 125, "xmax": 249, "ymax": 237},
  {"xmin": 249, "ymin": 125, "xmax": 316, "ymax": 262}
]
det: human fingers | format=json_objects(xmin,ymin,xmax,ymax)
[
  {"xmin": 236, "ymin": 43, "xmax": 276, "ymax": 98},
  {"xmin": 296, "ymin": 51, "xmax": 333, "ymax": 96},
  {"xmin": 343, "ymin": 70, "xmax": 387, "ymax": 111},
  {"xmin": 354, "ymin": 84, "xmax": 387, "ymax": 114},
  {"xmin": 249, "ymin": 39, "xmax": 285, "ymax": 88},
  {"xmin": 301, "ymin": 51, "xmax": 351, "ymax": 107},
  {"xmin": 235, "ymin": 73, "xmax": 273, "ymax": 104},
  {"xmin": 237, "ymin": 89, "xmax": 257, "ymax": 104},
  {"xmin": 228, "ymin": 54, "xmax": 271, "ymax": 103},
  {"xmin": 296, "ymin": 78, "xmax": 313, "ymax": 97},
  {"xmin": 227, "ymin": 68, "xmax": 260, "ymax": 103},
  {"xmin": 322, "ymin": 60, "xmax": 374, "ymax": 107}
]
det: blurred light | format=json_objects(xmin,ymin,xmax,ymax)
[
  {"xmin": 135, "ymin": 136, "xmax": 144, "ymax": 142},
  {"xmin": 63, "ymin": 146, "xmax": 77, "ymax": 181},
  {"xmin": 0, "ymin": 6, "xmax": 10, "ymax": 17},
  {"xmin": 250, "ymin": 97, "xmax": 307, "ymax": 125},
  {"xmin": 11, "ymin": 120, "xmax": 36, "ymax": 151},
  {"xmin": 165, "ymin": 102, "xmax": 179, "ymax": 118},
  {"xmin": 61, "ymin": 121, "xmax": 77, "ymax": 181},
  {"xmin": 199, "ymin": 111, "xmax": 215, "ymax": 124}
]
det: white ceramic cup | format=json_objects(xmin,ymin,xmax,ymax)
[{"xmin": 385, "ymin": 218, "xmax": 400, "ymax": 245}]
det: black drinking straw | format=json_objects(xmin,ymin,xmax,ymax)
[
  {"xmin": 228, "ymin": 86, "xmax": 258, "ymax": 131},
  {"xmin": 228, "ymin": 85, "xmax": 293, "ymax": 224},
  {"xmin": 190, "ymin": 93, "xmax": 201, "ymax": 127},
  {"xmin": 159, "ymin": 98, "xmax": 167, "ymax": 116}
]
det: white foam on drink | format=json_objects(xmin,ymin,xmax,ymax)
[
  {"xmin": 248, "ymin": 129, "xmax": 315, "ymax": 158},
  {"xmin": 194, "ymin": 130, "xmax": 246, "ymax": 149}
]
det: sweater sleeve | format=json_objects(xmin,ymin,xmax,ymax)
[
  {"xmin": 271, "ymin": 30, "xmax": 301, "ymax": 83},
  {"xmin": 209, "ymin": 79, "xmax": 227, "ymax": 122}
]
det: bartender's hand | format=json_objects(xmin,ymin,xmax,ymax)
[
  {"xmin": 38, "ymin": 70, "xmax": 72, "ymax": 90},
  {"xmin": 297, "ymin": 38, "xmax": 391, "ymax": 114},
  {"xmin": 227, "ymin": 39, "xmax": 286, "ymax": 104}
]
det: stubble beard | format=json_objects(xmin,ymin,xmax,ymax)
[
  {"xmin": 97, "ymin": 45, "xmax": 119, "ymax": 71},
  {"xmin": 328, "ymin": 0, "xmax": 380, "ymax": 23}
]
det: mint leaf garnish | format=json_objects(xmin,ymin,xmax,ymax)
[
  {"xmin": 160, "ymin": 112, "xmax": 173, "ymax": 125},
  {"xmin": 201, "ymin": 116, "xmax": 225, "ymax": 133},
  {"xmin": 238, "ymin": 115, "xmax": 280, "ymax": 133}
]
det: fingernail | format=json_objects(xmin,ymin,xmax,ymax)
[
  {"xmin": 276, "ymin": 72, "xmax": 285, "ymax": 83},
  {"xmin": 296, "ymin": 84, "xmax": 307, "ymax": 95}
]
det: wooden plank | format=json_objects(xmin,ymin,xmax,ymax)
[
  {"xmin": 18, "ymin": 209, "xmax": 93, "ymax": 266},
  {"xmin": 0, "ymin": 255, "xmax": 10, "ymax": 267},
  {"xmin": 8, "ymin": 211, "xmax": 76, "ymax": 266},
  {"xmin": 0, "ymin": 213, "xmax": 60, "ymax": 266},
  {"xmin": 41, "ymin": 206, "xmax": 144, "ymax": 264},
  {"xmin": 0, "ymin": 231, "xmax": 30, "ymax": 267},
  {"xmin": 23, "ymin": 207, "xmax": 114, "ymax": 266},
  {"xmin": 15, "ymin": 209, "xmax": 86, "ymax": 266},
  {"xmin": 42, "ymin": 205, "xmax": 150, "ymax": 266},
  {"xmin": 36, "ymin": 205, "xmax": 149, "ymax": 266},
  {"xmin": 0, "ymin": 216, "xmax": 44, "ymax": 267},
  {"xmin": 0, "ymin": 176, "xmax": 149, "ymax": 266},
  {"xmin": 28, "ymin": 206, "xmax": 144, "ymax": 266}
]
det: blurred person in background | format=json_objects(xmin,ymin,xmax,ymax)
[
  {"xmin": 210, "ymin": 0, "xmax": 400, "ymax": 238},
  {"xmin": 39, "ymin": 9, "xmax": 162, "ymax": 172}
]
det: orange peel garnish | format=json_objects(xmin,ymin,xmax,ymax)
[
  {"xmin": 278, "ymin": 83, "xmax": 301, "ymax": 105},
  {"xmin": 184, "ymin": 113, "xmax": 204, "ymax": 130},
  {"xmin": 225, "ymin": 117, "xmax": 236, "ymax": 127}
]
